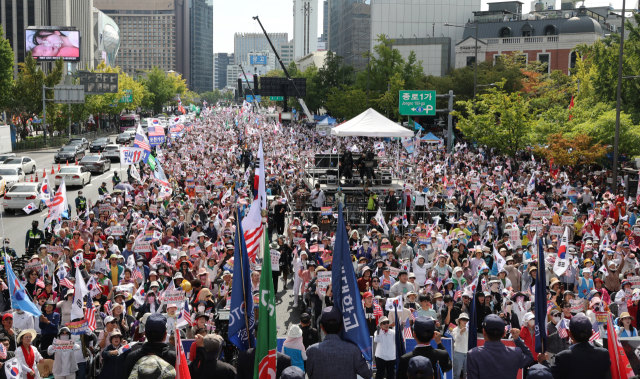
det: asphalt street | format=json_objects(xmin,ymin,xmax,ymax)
[
  {"xmin": 274, "ymin": 277, "xmax": 305, "ymax": 337},
  {"xmin": 2, "ymin": 134, "xmax": 128, "ymax": 257}
]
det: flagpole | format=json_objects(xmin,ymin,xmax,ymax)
[{"xmin": 236, "ymin": 206, "xmax": 252, "ymax": 349}]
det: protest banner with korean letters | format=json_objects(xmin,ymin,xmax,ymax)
[
  {"xmin": 569, "ymin": 299, "xmax": 584, "ymax": 313},
  {"xmin": 134, "ymin": 242, "xmax": 152, "ymax": 253},
  {"xmin": 550, "ymin": 226, "xmax": 563, "ymax": 237},
  {"xmin": 163, "ymin": 290, "xmax": 186, "ymax": 304},
  {"xmin": 506, "ymin": 208, "xmax": 519, "ymax": 218},
  {"xmin": 106, "ymin": 226, "xmax": 125, "ymax": 236},
  {"xmin": 271, "ymin": 250, "xmax": 281, "ymax": 272},
  {"xmin": 47, "ymin": 245, "xmax": 62, "ymax": 255},
  {"xmin": 561, "ymin": 216, "xmax": 574, "ymax": 226},
  {"xmin": 119, "ymin": 147, "xmax": 146, "ymax": 165},
  {"xmin": 149, "ymin": 204, "xmax": 158, "ymax": 214},
  {"xmin": 66, "ymin": 320, "xmax": 90, "ymax": 335},
  {"xmin": 51, "ymin": 339, "xmax": 75, "ymax": 351},
  {"xmin": 505, "ymin": 228, "xmax": 522, "ymax": 248},
  {"xmin": 317, "ymin": 271, "xmax": 332, "ymax": 297}
]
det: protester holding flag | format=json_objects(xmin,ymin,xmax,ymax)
[
  {"xmin": 38, "ymin": 301, "xmax": 59, "ymax": 358},
  {"xmin": 122, "ymin": 313, "xmax": 176, "ymax": 378},
  {"xmin": 99, "ymin": 331, "xmax": 130, "ymax": 379}
]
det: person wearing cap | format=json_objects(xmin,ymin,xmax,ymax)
[
  {"xmin": 546, "ymin": 310, "xmax": 569, "ymax": 360},
  {"xmin": 47, "ymin": 327, "xmax": 80, "ymax": 379},
  {"xmin": 123, "ymin": 313, "xmax": 176, "ymax": 378},
  {"xmin": 189, "ymin": 333, "xmax": 236, "ymax": 379},
  {"xmin": 467, "ymin": 314, "xmax": 534, "ymax": 379},
  {"xmin": 100, "ymin": 330, "xmax": 130, "ymax": 379},
  {"xmin": 306, "ymin": 306, "xmax": 372, "ymax": 379},
  {"xmin": 537, "ymin": 314, "xmax": 611, "ymax": 379},
  {"xmin": 281, "ymin": 325, "xmax": 306, "ymax": 372},
  {"xmin": 406, "ymin": 355, "xmax": 435, "ymax": 379},
  {"xmin": 447, "ymin": 312, "xmax": 468, "ymax": 377},
  {"xmin": 396, "ymin": 316, "xmax": 452, "ymax": 379},
  {"xmin": 0, "ymin": 313, "xmax": 17, "ymax": 352},
  {"xmin": 373, "ymin": 315, "xmax": 396, "ymax": 379}
]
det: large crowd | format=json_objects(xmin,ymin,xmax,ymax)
[{"xmin": 0, "ymin": 102, "xmax": 632, "ymax": 379}]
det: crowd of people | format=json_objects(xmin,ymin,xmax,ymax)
[{"xmin": 0, "ymin": 102, "xmax": 634, "ymax": 379}]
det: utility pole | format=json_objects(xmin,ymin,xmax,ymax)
[{"xmin": 612, "ymin": 0, "xmax": 626, "ymax": 194}]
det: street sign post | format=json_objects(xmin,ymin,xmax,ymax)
[
  {"xmin": 119, "ymin": 89, "xmax": 132, "ymax": 103},
  {"xmin": 268, "ymin": 96, "xmax": 284, "ymax": 101},
  {"xmin": 246, "ymin": 95, "xmax": 261, "ymax": 103},
  {"xmin": 399, "ymin": 90, "xmax": 436, "ymax": 116}
]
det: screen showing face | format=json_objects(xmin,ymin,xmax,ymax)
[{"xmin": 25, "ymin": 29, "xmax": 80, "ymax": 61}]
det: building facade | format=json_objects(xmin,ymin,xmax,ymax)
[
  {"xmin": 214, "ymin": 52, "xmax": 233, "ymax": 89},
  {"xmin": 369, "ymin": 0, "xmax": 479, "ymax": 77},
  {"xmin": 279, "ymin": 40, "xmax": 294, "ymax": 67},
  {"xmin": 95, "ymin": 0, "xmax": 176, "ymax": 76},
  {"xmin": 455, "ymin": 4, "xmax": 606, "ymax": 75},
  {"xmin": 321, "ymin": 0, "xmax": 329, "ymax": 50},
  {"xmin": 295, "ymin": 50, "xmax": 327, "ymax": 71},
  {"xmin": 234, "ymin": 32, "xmax": 288, "ymax": 65},
  {"xmin": 93, "ymin": 7, "xmax": 120, "ymax": 67},
  {"xmin": 1, "ymin": 0, "xmax": 39, "ymax": 76},
  {"xmin": 177, "ymin": 0, "xmax": 213, "ymax": 93},
  {"xmin": 293, "ymin": 0, "xmax": 318, "ymax": 60},
  {"xmin": 328, "ymin": 0, "xmax": 370, "ymax": 70}
]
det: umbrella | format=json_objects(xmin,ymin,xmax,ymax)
[{"xmin": 114, "ymin": 183, "xmax": 134, "ymax": 192}]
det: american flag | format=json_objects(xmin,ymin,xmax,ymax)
[
  {"xmin": 409, "ymin": 309, "xmax": 418, "ymax": 321},
  {"xmin": 0, "ymin": 341, "xmax": 6, "ymax": 359},
  {"xmin": 133, "ymin": 267, "xmax": 144, "ymax": 281},
  {"xmin": 181, "ymin": 299, "xmax": 193, "ymax": 326},
  {"xmin": 547, "ymin": 301, "xmax": 554, "ymax": 314},
  {"xmin": 244, "ymin": 225, "xmax": 264, "ymax": 263},
  {"xmin": 85, "ymin": 299, "xmax": 96, "ymax": 331},
  {"xmin": 557, "ymin": 318, "xmax": 568, "ymax": 339},
  {"xmin": 36, "ymin": 273, "xmax": 45, "ymax": 289},
  {"xmin": 373, "ymin": 302, "xmax": 383, "ymax": 317},
  {"xmin": 454, "ymin": 290, "xmax": 462, "ymax": 301},
  {"xmin": 403, "ymin": 317, "xmax": 413, "ymax": 339},
  {"xmin": 104, "ymin": 300, "xmax": 112, "ymax": 316},
  {"xmin": 134, "ymin": 130, "xmax": 151, "ymax": 152},
  {"xmin": 505, "ymin": 323, "xmax": 511, "ymax": 333},
  {"xmin": 60, "ymin": 278, "xmax": 74, "ymax": 289},
  {"xmin": 148, "ymin": 122, "xmax": 165, "ymax": 138},
  {"xmin": 589, "ymin": 320, "xmax": 600, "ymax": 342}
]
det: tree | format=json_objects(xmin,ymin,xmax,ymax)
[
  {"xmin": 140, "ymin": 67, "xmax": 186, "ymax": 114},
  {"xmin": 374, "ymin": 72, "xmax": 405, "ymax": 121},
  {"xmin": 453, "ymin": 81, "xmax": 532, "ymax": 158},
  {"xmin": 0, "ymin": 25, "xmax": 13, "ymax": 111},
  {"xmin": 356, "ymin": 35, "xmax": 405, "ymax": 94},
  {"xmin": 326, "ymin": 87, "xmax": 368, "ymax": 120},
  {"xmin": 200, "ymin": 89, "xmax": 232, "ymax": 104},
  {"xmin": 535, "ymin": 133, "xmax": 608, "ymax": 167},
  {"xmin": 316, "ymin": 51, "xmax": 354, "ymax": 110}
]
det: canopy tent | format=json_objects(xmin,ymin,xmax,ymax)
[
  {"xmin": 330, "ymin": 108, "xmax": 414, "ymax": 138},
  {"xmin": 317, "ymin": 116, "xmax": 336, "ymax": 125},
  {"xmin": 421, "ymin": 132, "xmax": 442, "ymax": 144}
]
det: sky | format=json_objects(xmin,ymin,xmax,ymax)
[{"xmin": 212, "ymin": 0, "xmax": 635, "ymax": 53}]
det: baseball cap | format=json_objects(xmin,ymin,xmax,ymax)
[
  {"xmin": 300, "ymin": 313, "xmax": 311, "ymax": 323},
  {"xmin": 281, "ymin": 366, "xmax": 305, "ymax": 379},
  {"xmin": 482, "ymin": 314, "xmax": 506, "ymax": 333},
  {"xmin": 145, "ymin": 313, "xmax": 167, "ymax": 333},
  {"xmin": 202, "ymin": 334, "xmax": 224, "ymax": 353},
  {"xmin": 407, "ymin": 356, "xmax": 434, "ymax": 378},
  {"xmin": 319, "ymin": 306, "xmax": 342, "ymax": 325},
  {"xmin": 569, "ymin": 314, "xmax": 592, "ymax": 335},
  {"xmin": 413, "ymin": 316, "xmax": 436, "ymax": 335}
]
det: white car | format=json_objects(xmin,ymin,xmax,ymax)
[
  {"xmin": 0, "ymin": 153, "xmax": 16, "ymax": 163},
  {"xmin": 3, "ymin": 157, "xmax": 36, "ymax": 174},
  {"xmin": 103, "ymin": 144, "xmax": 120, "ymax": 161},
  {"xmin": 0, "ymin": 167, "xmax": 25, "ymax": 188},
  {"xmin": 54, "ymin": 166, "xmax": 91, "ymax": 188},
  {"xmin": 3, "ymin": 182, "xmax": 46, "ymax": 213}
]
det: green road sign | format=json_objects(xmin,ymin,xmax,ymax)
[
  {"xmin": 399, "ymin": 90, "xmax": 436, "ymax": 116},
  {"xmin": 267, "ymin": 96, "xmax": 284, "ymax": 101},
  {"xmin": 119, "ymin": 89, "xmax": 133, "ymax": 103}
]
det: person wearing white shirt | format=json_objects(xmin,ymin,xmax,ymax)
[
  {"xmin": 310, "ymin": 183, "xmax": 325, "ymax": 225},
  {"xmin": 13, "ymin": 310, "xmax": 35, "ymax": 331},
  {"xmin": 92, "ymin": 253, "xmax": 109, "ymax": 273},
  {"xmin": 374, "ymin": 316, "xmax": 396, "ymax": 379},
  {"xmin": 451, "ymin": 313, "xmax": 470, "ymax": 379}
]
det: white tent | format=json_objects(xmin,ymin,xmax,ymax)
[
  {"xmin": 330, "ymin": 108, "xmax": 414, "ymax": 137},
  {"xmin": 317, "ymin": 117, "xmax": 335, "ymax": 126}
]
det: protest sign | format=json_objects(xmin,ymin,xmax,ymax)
[
  {"xmin": 106, "ymin": 226, "xmax": 126, "ymax": 236},
  {"xmin": 389, "ymin": 267, "xmax": 401, "ymax": 278},
  {"xmin": 506, "ymin": 208, "xmax": 518, "ymax": 218},
  {"xmin": 321, "ymin": 206, "xmax": 332, "ymax": 216},
  {"xmin": 51, "ymin": 339, "xmax": 75, "ymax": 351},
  {"xmin": 25, "ymin": 261, "xmax": 43, "ymax": 275},
  {"xmin": 66, "ymin": 319, "xmax": 90, "ymax": 335},
  {"xmin": 321, "ymin": 250, "xmax": 333, "ymax": 267},
  {"xmin": 521, "ymin": 207, "xmax": 535, "ymax": 215},
  {"xmin": 149, "ymin": 204, "xmax": 158, "ymax": 214},
  {"xmin": 629, "ymin": 276, "xmax": 640, "ymax": 288},
  {"xmin": 195, "ymin": 185, "xmax": 205, "ymax": 194},
  {"xmin": 505, "ymin": 228, "xmax": 522, "ymax": 248},
  {"xmin": 134, "ymin": 242, "xmax": 152, "ymax": 253},
  {"xmin": 317, "ymin": 271, "xmax": 332, "ymax": 297},
  {"xmin": 47, "ymin": 245, "xmax": 62, "ymax": 255},
  {"xmin": 163, "ymin": 290, "xmax": 186, "ymax": 304},
  {"xmin": 561, "ymin": 216, "xmax": 574, "ymax": 226},
  {"xmin": 550, "ymin": 226, "xmax": 563, "ymax": 237},
  {"xmin": 99, "ymin": 204, "xmax": 113, "ymax": 214},
  {"xmin": 135, "ymin": 196, "xmax": 145, "ymax": 206},
  {"xmin": 569, "ymin": 299, "xmax": 584, "ymax": 313},
  {"xmin": 271, "ymin": 250, "xmax": 281, "ymax": 272}
]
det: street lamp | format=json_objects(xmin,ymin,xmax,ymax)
[
  {"xmin": 445, "ymin": 22, "xmax": 479, "ymax": 104},
  {"xmin": 612, "ymin": 0, "xmax": 627, "ymax": 194}
]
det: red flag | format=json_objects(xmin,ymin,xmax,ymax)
[
  {"xmin": 607, "ymin": 312, "xmax": 634, "ymax": 379},
  {"xmin": 568, "ymin": 96, "xmax": 575, "ymax": 121},
  {"xmin": 175, "ymin": 325, "xmax": 192, "ymax": 379}
]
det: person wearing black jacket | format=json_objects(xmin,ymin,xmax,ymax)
[
  {"xmin": 397, "ymin": 317, "xmax": 452, "ymax": 379},
  {"xmin": 123, "ymin": 314, "xmax": 176, "ymax": 378},
  {"xmin": 300, "ymin": 313, "xmax": 319, "ymax": 348},
  {"xmin": 236, "ymin": 323, "xmax": 292, "ymax": 379},
  {"xmin": 384, "ymin": 189, "xmax": 400, "ymax": 223},
  {"xmin": 189, "ymin": 334, "xmax": 236, "ymax": 379},
  {"xmin": 100, "ymin": 331, "xmax": 131, "ymax": 379},
  {"xmin": 475, "ymin": 292, "xmax": 493, "ymax": 333}
]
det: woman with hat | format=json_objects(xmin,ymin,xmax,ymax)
[
  {"xmin": 616, "ymin": 312, "xmax": 638, "ymax": 337},
  {"xmin": 15, "ymin": 329, "xmax": 43, "ymax": 379},
  {"xmin": 451, "ymin": 313, "xmax": 470, "ymax": 379},
  {"xmin": 282, "ymin": 325, "xmax": 306, "ymax": 372},
  {"xmin": 47, "ymin": 327, "xmax": 80, "ymax": 379},
  {"xmin": 99, "ymin": 331, "xmax": 130, "ymax": 379}
]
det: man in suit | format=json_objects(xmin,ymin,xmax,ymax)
[
  {"xmin": 236, "ymin": 323, "xmax": 293, "ymax": 379},
  {"xmin": 537, "ymin": 314, "xmax": 611, "ymax": 379},
  {"xmin": 467, "ymin": 314, "xmax": 535, "ymax": 379},
  {"xmin": 306, "ymin": 306, "xmax": 373, "ymax": 379},
  {"xmin": 396, "ymin": 316, "xmax": 453, "ymax": 379}
]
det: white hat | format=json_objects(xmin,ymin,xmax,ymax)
[
  {"xmin": 523, "ymin": 312, "xmax": 535, "ymax": 322},
  {"xmin": 288, "ymin": 325, "xmax": 303, "ymax": 338}
]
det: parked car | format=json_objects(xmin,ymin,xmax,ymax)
[
  {"xmin": 103, "ymin": 144, "xmax": 121, "ymax": 161},
  {"xmin": 54, "ymin": 166, "xmax": 91, "ymax": 188},
  {"xmin": 68, "ymin": 138, "xmax": 89, "ymax": 150},
  {"xmin": 89, "ymin": 137, "xmax": 112, "ymax": 153},
  {"xmin": 79, "ymin": 154, "xmax": 111, "ymax": 173},
  {"xmin": 3, "ymin": 157, "xmax": 36, "ymax": 174},
  {"xmin": 3, "ymin": 183, "xmax": 46, "ymax": 213},
  {"xmin": 116, "ymin": 131, "xmax": 135, "ymax": 145},
  {"xmin": 54, "ymin": 145, "xmax": 85, "ymax": 164},
  {"xmin": 0, "ymin": 168, "xmax": 24, "ymax": 188},
  {"xmin": 0, "ymin": 153, "xmax": 16, "ymax": 163}
]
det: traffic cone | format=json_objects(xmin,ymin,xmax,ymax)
[
  {"xmin": 42, "ymin": 170, "xmax": 46, "ymax": 178},
  {"xmin": 66, "ymin": 160, "xmax": 69, "ymax": 166},
  {"xmin": 75, "ymin": 158, "xmax": 78, "ymax": 165},
  {"xmin": 57, "ymin": 163, "xmax": 60, "ymax": 172},
  {"xmin": 35, "ymin": 172, "xmax": 38, "ymax": 182},
  {"xmin": 30, "ymin": 175, "xmax": 33, "ymax": 182},
  {"xmin": 51, "ymin": 166, "xmax": 54, "ymax": 174}
]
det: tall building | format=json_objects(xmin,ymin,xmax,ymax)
[
  {"xmin": 279, "ymin": 40, "xmax": 294, "ymax": 67},
  {"xmin": 328, "ymin": 0, "xmax": 370, "ymax": 69},
  {"xmin": 369, "ymin": 0, "xmax": 479, "ymax": 77},
  {"xmin": 47, "ymin": 0, "xmax": 95, "ymax": 70},
  {"xmin": 175, "ymin": 0, "xmax": 213, "ymax": 93},
  {"xmin": 293, "ymin": 0, "xmax": 318, "ymax": 60},
  {"xmin": 93, "ymin": 8, "xmax": 121, "ymax": 67},
  {"xmin": 95, "ymin": 0, "xmax": 176, "ymax": 76},
  {"xmin": 322, "ymin": 0, "xmax": 329, "ymax": 49},
  {"xmin": 214, "ymin": 52, "xmax": 233, "ymax": 89},
  {"xmin": 1, "ymin": 0, "xmax": 39, "ymax": 76},
  {"xmin": 234, "ymin": 32, "xmax": 288, "ymax": 65}
]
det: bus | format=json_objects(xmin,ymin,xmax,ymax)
[{"xmin": 120, "ymin": 114, "xmax": 140, "ymax": 132}]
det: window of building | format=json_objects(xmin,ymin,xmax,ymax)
[
  {"xmin": 570, "ymin": 51, "xmax": 577, "ymax": 69},
  {"xmin": 499, "ymin": 28, "xmax": 511, "ymax": 38},
  {"xmin": 544, "ymin": 25, "xmax": 556, "ymax": 35},
  {"xmin": 538, "ymin": 53, "xmax": 550, "ymax": 73},
  {"xmin": 466, "ymin": 56, "xmax": 476, "ymax": 67},
  {"xmin": 522, "ymin": 31, "xmax": 531, "ymax": 37}
]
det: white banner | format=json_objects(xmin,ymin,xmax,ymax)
[{"xmin": 119, "ymin": 147, "xmax": 146, "ymax": 165}]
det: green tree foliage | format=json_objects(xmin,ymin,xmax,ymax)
[
  {"xmin": 326, "ymin": 87, "xmax": 368, "ymax": 120},
  {"xmin": 0, "ymin": 25, "xmax": 14, "ymax": 110},
  {"xmin": 200, "ymin": 89, "xmax": 233, "ymax": 104},
  {"xmin": 140, "ymin": 67, "xmax": 186, "ymax": 114}
]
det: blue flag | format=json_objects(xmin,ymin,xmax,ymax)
[
  {"xmin": 415, "ymin": 122, "xmax": 423, "ymax": 131},
  {"xmin": 534, "ymin": 237, "xmax": 548, "ymax": 353},
  {"xmin": 331, "ymin": 203, "xmax": 372, "ymax": 361},
  {"xmin": 3, "ymin": 256, "xmax": 41, "ymax": 316},
  {"xmin": 468, "ymin": 289, "xmax": 478, "ymax": 350},
  {"xmin": 395, "ymin": 306, "xmax": 406, "ymax": 368},
  {"xmin": 228, "ymin": 215, "xmax": 256, "ymax": 350}
]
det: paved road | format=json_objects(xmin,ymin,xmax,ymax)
[
  {"xmin": 2, "ymin": 135, "xmax": 128, "ymax": 257},
  {"xmin": 275, "ymin": 277, "xmax": 305, "ymax": 337}
]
